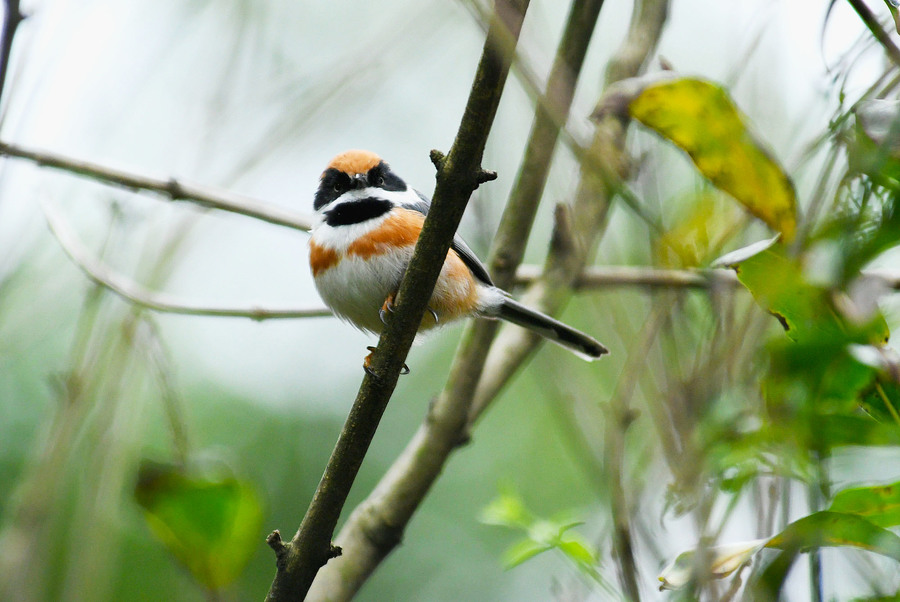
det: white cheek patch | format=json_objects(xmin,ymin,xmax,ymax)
[
  {"xmin": 311, "ymin": 188, "xmax": 423, "ymax": 254},
  {"xmin": 311, "ymin": 213, "xmax": 388, "ymax": 254}
]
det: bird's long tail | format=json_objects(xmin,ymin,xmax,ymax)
[{"xmin": 496, "ymin": 297, "xmax": 608, "ymax": 361}]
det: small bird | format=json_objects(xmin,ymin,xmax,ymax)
[{"xmin": 308, "ymin": 149, "xmax": 608, "ymax": 368}]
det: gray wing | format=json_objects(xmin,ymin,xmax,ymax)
[{"xmin": 406, "ymin": 190, "xmax": 495, "ymax": 286}]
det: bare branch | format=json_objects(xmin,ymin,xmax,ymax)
[
  {"xmin": 308, "ymin": 1, "xmax": 612, "ymax": 599},
  {"xmin": 0, "ymin": 140, "xmax": 313, "ymax": 231},
  {"xmin": 0, "ymin": 0, "xmax": 24, "ymax": 112},
  {"xmin": 847, "ymin": 0, "xmax": 900, "ymax": 68},
  {"xmin": 264, "ymin": 1, "xmax": 531, "ymax": 600},
  {"xmin": 516, "ymin": 263, "xmax": 737, "ymax": 289},
  {"xmin": 42, "ymin": 200, "xmax": 329, "ymax": 320},
  {"xmin": 519, "ymin": 264, "xmax": 900, "ymax": 291}
]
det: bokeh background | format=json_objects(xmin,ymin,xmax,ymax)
[{"xmin": 0, "ymin": 1, "xmax": 898, "ymax": 600}]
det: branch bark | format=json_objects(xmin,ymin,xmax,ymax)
[
  {"xmin": 263, "ymin": 1, "xmax": 530, "ymax": 600},
  {"xmin": 0, "ymin": 140, "xmax": 314, "ymax": 231},
  {"xmin": 42, "ymin": 201, "xmax": 330, "ymax": 320},
  {"xmin": 847, "ymin": 0, "xmax": 900, "ymax": 68},
  {"xmin": 307, "ymin": 0, "xmax": 613, "ymax": 599},
  {"xmin": 0, "ymin": 0, "xmax": 23, "ymax": 111}
]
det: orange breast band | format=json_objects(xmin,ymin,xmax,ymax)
[
  {"xmin": 347, "ymin": 208, "xmax": 424, "ymax": 260},
  {"xmin": 309, "ymin": 241, "xmax": 340, "ymax": 276}
]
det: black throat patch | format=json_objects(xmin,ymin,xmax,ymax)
[{"xmin": 324, "ymin": 197, "xmax": 393, "ymax": 226}]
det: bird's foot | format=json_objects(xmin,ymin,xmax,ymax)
[
  {"xmin": 379, "ymin": 294, "xmax": 396, "ymax": 326},
  {"xmin": 363, "ymin": 345, "xmax": 409, "ymax": 376}
]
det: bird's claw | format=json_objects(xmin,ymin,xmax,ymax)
[
  {"xmin": 363, "ymin": 345, "xmax": 409, "ymax": 376},
  {"xmin": 379, "ymin": 295, "xmax": 396, "ymax": 326},
  {"xmin": 364, "ymin": 346, "xmax": 378, "ymax": 376}
]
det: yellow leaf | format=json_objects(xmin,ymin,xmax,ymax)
[{"xmin": 629, "ymin": 77, "xmax": 797, "ymax": 241}]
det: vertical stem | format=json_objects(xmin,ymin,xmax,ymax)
[
  {"xmin": 846, "ymin": 0, "xmax": 900, "ymax": 67},
  {"xmin": 0, "ymin": 0, "xmax": 23, "ymax": 111},
  {"xmin": 604, "ymin": 305, "xmax": 667, "ymax": 601},
  {"xmin": 807, "ymin": 448, "xmax": 830, "ymax": 602}
]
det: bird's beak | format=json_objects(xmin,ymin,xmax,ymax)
[{"xmin": 350, "ymin": 173, "xmax": 368, "ymax": 190}]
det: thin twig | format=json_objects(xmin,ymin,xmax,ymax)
[
  {"xmin": 517, "ymin": 264, "xmax": 737, "ymax": 289},
  {"xmin": 606, "ymin": 303, "xmax": 669, "ymax": 601},
  {"xmin": 0, "ymin": 0, "xmax": 24, "ymax": 110},
  {"xmin": 0, "ymin": 140, "xmax": 313, "ymax": 231},
  {"xmin": 462, "ymin": 0, "xmax": 665, "ymax": 234},
  {"xmin": 264, "ymin": 1, "xmax": 530, "ymax": 600},
  {"xmin": 139, "ymin": 318, "xmax": 192, "ymax": 466},
  {"xmin": 847, "ymin": 0, "xmax": 900, "ymax": 68},
  {"xmin": 42, "ymin": 201, "xmax": 329, "ymax": 320}
]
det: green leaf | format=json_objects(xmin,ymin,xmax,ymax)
[
  {"xmin": 501, "ymin": 538, "xmax": 550, "ymax": 569},
  {"xmin": 481, "ymin": 486, "xmax": 599, "ymax": 581},
  {"xmin": 766, "ymin": 511, "xmax": 900, "ymax": 560},
  {"xmin": 860, "ymin": 379, "xmax": 900, "ymax": 425},
  {"xmin": 817, "ymin": 414, "xmax": 900, "ymax": 447},
  {"xmin": 627, "ymin": 76, "xmax": 797, "ymax": 240},
  {"xmin": 830, "ymin": 482, "xmax": 900, "ymax": 528},
  {"xmin": 135, "ymin": 462, "xmax": 264, "ymax": 591},
  {"xmin": 754, "ymin": 511, "xmax": 900, "ymax": 599},
  {"xmin": 767, "ymin": 338, "xmax": 877, "ymax": 410},
  {"xmin": 557, "ymin": 539, "xmax": 597, "ymax": 566},
  {"xmin": 717, "ymin": 240, "xmax": 890, "ymax": 345},
  {"xmin": 719, "ymin": 241, "xmax": 840, "ymax": 342},
  {"xmin": 480, "ymin": 486, "xmax": 532, "ymax": 529},
  {"xmin": 554, "ymin": 521, "xmax": 585, "ymax": 540}
]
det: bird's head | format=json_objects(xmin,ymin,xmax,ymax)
[{"xmin": 314, "ymin": 149, "xmax": 409, "ymax": 211}]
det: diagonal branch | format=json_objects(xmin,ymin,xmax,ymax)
[
  {"xmin": 847, "ymin": 0, "xmax": 900, "ymax": 68},
  {"xmin": 0, "ymin": 0, "xmax": 24, "ymax": 111},
  {"xmin": 0, "ymin": 140, "xmax": 314, "ymax": 231},
  {"xmin": 263, "ymin": 1, "xmax": 530, "ymax": 600},
  {"xmin": 42, "ymin": 200, "xmax": 329, "ymax": 320}
]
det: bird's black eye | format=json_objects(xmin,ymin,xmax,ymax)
[
  {"xmin": 332, "ymin": 173, "xmax": 350, "ymax": 193},
  {"xmin": 377, "ymin": 176, "xmax": 385, "ymax": 186}
]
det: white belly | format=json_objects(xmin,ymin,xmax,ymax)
[{"xmin": 314, "ymin": 246, "xmax": 413, "ymax": 333}]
